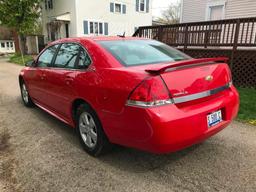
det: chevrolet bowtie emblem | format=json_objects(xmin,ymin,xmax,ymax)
[{"xmin": 205, "ymin": 75, "xmax": 213, "ymax": 81}]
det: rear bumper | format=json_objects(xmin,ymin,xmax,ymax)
[{"xmin": 103, "ymin": 86, "xmax": 239, "ymax": 154}]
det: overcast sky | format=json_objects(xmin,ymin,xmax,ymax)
[{"xmin": 152, "ymin": 0, "xmax": 180, "ymax": 18}]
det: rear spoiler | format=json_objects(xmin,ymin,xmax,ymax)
[{"xmin": 145, "ymin": 57, "xmax": 229, "ymax": 74}]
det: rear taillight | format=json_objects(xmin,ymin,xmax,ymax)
[
  {"xmin": 226, "ymin": 64, "xmax": 233, "ymax": 87},
  {"xmin": 127, "ymin": 76, "xmax": 172, "ymax": 107}
]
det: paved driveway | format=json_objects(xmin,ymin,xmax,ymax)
[{"xmin": 0, "ymin": 58, "xmax": 255, "ymax": 192}]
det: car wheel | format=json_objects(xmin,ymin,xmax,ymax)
[
  {"xmin": 20, "ymin": 81, "xmax": 34, "ymax": 107},
  {"xmin": 76, "ymin": 103, "xmax": 111, "ymax": 156}
]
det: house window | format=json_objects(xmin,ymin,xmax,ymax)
[
  {"xmin": 90, "ymin": 22, "xmax": 94, "ymax": 34},
  {"xmin": 115, "ymin": 3, "xmax": 122, "ymax": 13},
  {"xmin": 136, "ymin": 0, "xmax": 149, "ymax": 13},
  {"xmin": 110, "ymin": 2, "xmax": 126, "ymax": 14},
  {"xmin": 140, "ymin": 0, "xmax": 146, "ymax": 12},
  {"xmin": 99, "ymin": 23, "xmax": 103, "ymax": 34},
  {"xmin": 206, "ymin": 1, "xmax": 226, "ymax": 21},
  {"xmin": 0, "ymin": 42, "xmax": 5, "ymax": 48},
  {"xmin": 45, "ymin": 0, "xmax": 53, "ymax": 10},
  {"xmin": 45, "ymin": 0, "xmax": 47, "ymax": 9},
  {"xmin": 88, "ymin": 21, "xmax": 107, "ymax": 35}
]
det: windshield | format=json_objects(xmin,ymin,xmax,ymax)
[{"xmin": 98, "ymin": 40, "xmax": 191, "ymax": 66}]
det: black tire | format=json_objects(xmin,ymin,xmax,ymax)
[
  {"xmin": 76, "ymin": 103, "xmax": 111, "ymax": 156},
  {"xmin": 20, "ymin": 80, "xmax": 34, "ymax": 107}
]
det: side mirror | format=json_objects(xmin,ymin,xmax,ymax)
[{"xmin": 25, "ymin": 60, "xmax": 34, "ymax": 67}]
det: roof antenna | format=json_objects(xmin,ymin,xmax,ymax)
[{"xmin": 118, "ymin": 32, "xmax": 126, "ymax": 38}]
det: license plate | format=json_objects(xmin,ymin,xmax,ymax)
[{"xmin": 207, "ymin": 110, "xmax": 222, "ymax": 127}]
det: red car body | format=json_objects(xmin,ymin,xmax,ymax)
[{"xmin": 19, "ymin": 37, "xmax": 239, "ymax": 154}]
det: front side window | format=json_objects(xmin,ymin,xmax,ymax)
[
  {"xmin": 54, "ymin": 43, "xmax": 80, "ymax": 69},
  {"xmin": 98, "ymin": 40, "xmax": 191, "ymax": 66},
  {"xmin": 37, "ymin": 45, "xmax": 58, "ymax": 67}
]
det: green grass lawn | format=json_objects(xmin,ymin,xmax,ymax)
[
  {"xmin": 237, "ymin": 87, "xmax": 256, "ymax": 126},
  {"xmin": 9, "ymin": 54, "xmax": 33, "ymax": 65}
]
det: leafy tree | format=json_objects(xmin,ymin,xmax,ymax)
[
  {"xmin": 155, "ymin": 1, "xmax": 181, "ymax": 25},
  {"xmin": 0, "ymin": 0, "xmax": 42, "ymax": 55}
]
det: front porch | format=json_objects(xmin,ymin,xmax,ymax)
[{"xmin": 46, "ymin": 12, "xmax": 71, "ymax": 42}]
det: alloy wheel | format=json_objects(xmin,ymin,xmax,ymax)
[
  {"xmin": 79, "ymin": 112, "xmax": 98, "ymax": 149},
  {"xmin": 22, "ymin": 83, "xmax": 29, "ymax": 104}
]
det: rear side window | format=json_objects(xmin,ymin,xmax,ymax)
[
  {"xmin": 37, "ymin": 45, "xmax": 58, "ymax": 67},
  {"xmin": 54, "ymin": 43, "xmax": 80, "ymax": 69},
  {"xmin": 77, "ymin": 49, "xmax": 92, "ymax": 69},
  {"xmin": 98, "ymin": 40, "xmax": 191, "ymax": 66}
]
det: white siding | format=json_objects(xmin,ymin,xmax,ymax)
[
  {"xmin": 75, "ymin": 0, "xmax": 152, "ymax": 37},
  {"xmin": 0, "ymin": 40, "xmax": 15, "ymax": 54},
  {"xmin": 225, "ymin": 0, "xmax": 256, "ymax": 19},
  {"xmin": 42, "ymin": 0, "xmax": 152, "ymax": 41},
  {"xmin": 42, "ymin": 0, "xmax": 77, "ymax": 41},
  {"xmin": 181, "ymin": 0, "xmax": 207, "ymax": 23},
  {"xmin": 181, "ymin": 0, "xmax": 256, "ymax": 23}
]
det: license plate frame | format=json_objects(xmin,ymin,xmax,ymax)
[{"xmin": 207, "ymin": 110, "xmax": 222, "ymax": 128}]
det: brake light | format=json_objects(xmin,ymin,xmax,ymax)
[
  {"xmin": 127, "ymin": 76, "xmax": 172, "ymax": 107},
  {"xmin": 226, "ymin": 64, "xmax": 233, "ymax": 86}
]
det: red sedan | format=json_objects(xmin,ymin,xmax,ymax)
[{"xmin": 19, "ymin": 37, "xmax": 239, "ymax": 156}]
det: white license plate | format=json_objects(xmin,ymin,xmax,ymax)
[{"xmin": 207, "ymin": 110, "xmax": 222, "ymax": 127}]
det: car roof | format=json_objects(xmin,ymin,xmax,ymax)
[{"xmin": 49, "ymin": 36, "xmax": 148, "ymax": 45}]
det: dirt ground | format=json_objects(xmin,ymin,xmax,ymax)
[{"xmin": 0, "ymin": 58, "xmax": 256, "ymax": 192}]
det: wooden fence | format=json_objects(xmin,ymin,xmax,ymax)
[{"xmin": 133, "ymin": 17, "xmax": 256, "ymax": 87}]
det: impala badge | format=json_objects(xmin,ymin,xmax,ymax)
[{"xmin": 205, "ymin": 75, "xmax": 213, "ymax": 81}]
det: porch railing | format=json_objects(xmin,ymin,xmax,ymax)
[
  {"xmin": 133, "ymin": 17, "xmax": 256, "ymax": 87},
  {"xmin": 133, "ymin": 17, "xmax": 256, "ymax": 49}
]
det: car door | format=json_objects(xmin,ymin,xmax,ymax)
[
  {"xmin": 45, "ymin": 43, "xmax": 89, "ymax": 118},
  {"xmin": 26, "ymin": 44, "xmax": 59, "ymax": 105}
]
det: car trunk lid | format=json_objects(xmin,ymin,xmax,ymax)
[{"xmin": 145, "ymin": 58, "xmax": 231, "ymax": 103}]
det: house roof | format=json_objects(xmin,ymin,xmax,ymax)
[{"xmin": 50, "ymin": 12, "xmax": 71, "ymax": 22}]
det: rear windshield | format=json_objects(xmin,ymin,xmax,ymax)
[{"xmin": 98, "ymin": 40, "xmax": 191, "ymax": 66}]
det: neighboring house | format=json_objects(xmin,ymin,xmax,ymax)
[
  {"xmin": 180, "ymin": 0, "xmax": 256, "ymax": 23},
  {"xmin": 42, "ymin": 0, "xmax": 152, "ymax": 42},
  {"xmin": 0, "ymin": 26, "xmax": 15, "ymax": 54}
]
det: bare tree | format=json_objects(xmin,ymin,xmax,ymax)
[{"xmin": 155, "ymin": 1, "xmax": 181, "ymax": 25}]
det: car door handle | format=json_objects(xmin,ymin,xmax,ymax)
[{"xmin": 65, "ymin": 76, "xmax": 74, "ymax": 85}]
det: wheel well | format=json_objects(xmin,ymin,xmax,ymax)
[
  {"xmin": 19, "ymin": 76, "xmax": 23, "ymax": 87},
  {"xmin": 71, "ymin": 99, "xmax": 89, "ymax": 123}
]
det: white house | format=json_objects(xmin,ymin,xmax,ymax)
[
  {"xmin": 0, "ymin": 40, "xmax": 15, "ymax": 54},
  {"xmin": 42, "ymin": 0, "xmax": 152, "ymax": 42},
  {"xmin": 180, "ymin": 0, "xmax": 256, "ymax": 23}
]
